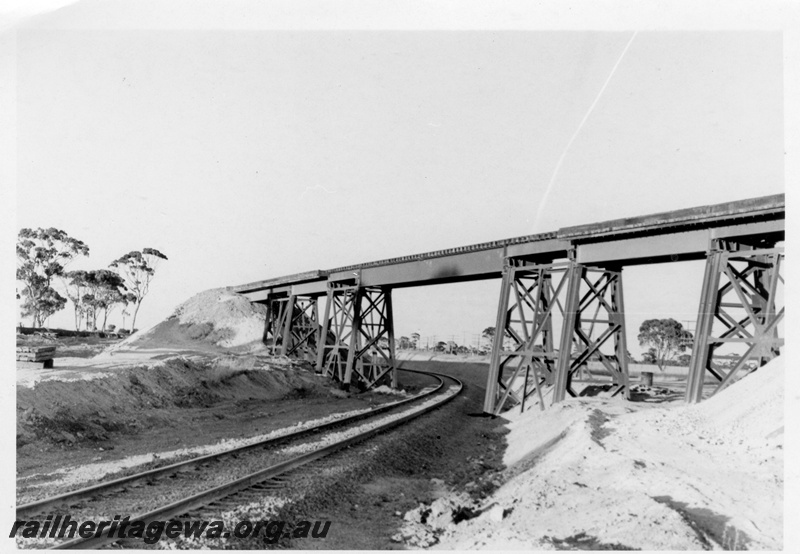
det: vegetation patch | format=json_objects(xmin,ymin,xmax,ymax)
[{"xmin": 545, "ymin": 532, "xmax": 639, "ymax": 550}]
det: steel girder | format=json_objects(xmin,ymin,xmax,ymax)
[
  {"xmin": 484, "ymin": 260, "xmax": 629, "ymax": 415},
  {"xmin": 685, "ymin": 240, "xmax": 784, "ymax": 403},
  {"xmin": 315, "ymin": 283, "xmax": 397, "ymax": 390},
  {"xmin": 262, "ymin": 295, "xmax": 321, "ymax": 359}
]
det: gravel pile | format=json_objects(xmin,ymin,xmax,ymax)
[{"xmin": 108, "ymin": 288, "xmax": 267, "ymax": 352}]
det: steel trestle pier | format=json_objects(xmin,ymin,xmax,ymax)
[
  {"xmin": 685, "ymin": 238, "xmax": 784, "ymax": 403},
  {"xmin": 314, "ymin": 278, "xmax": 397, "ymax": 389}
]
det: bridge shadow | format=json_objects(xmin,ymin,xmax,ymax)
[
  {"xmin": 627, "ymin": 388, "xmax": 684, "ymax": 404},
  {"xmin": 573, "ymin": 381, "xmax": 685, "ymax": 404}
]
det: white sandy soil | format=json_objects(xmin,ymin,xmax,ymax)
[{"xmin": 435, "ymin": 358, "xmax": 784, "ymax": 550}]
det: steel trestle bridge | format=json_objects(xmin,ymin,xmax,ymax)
[{"xmin": 232, "ymin": 194, "xmax": 784, "ymax": 414}]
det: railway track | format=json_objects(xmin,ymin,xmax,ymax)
[{"xmin": 16, "ymin": 368, "xmax": 462, "ymax": 550}]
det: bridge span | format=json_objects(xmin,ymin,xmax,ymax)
[{"xmin": 232, "ymin": 194, "xmax": 784, "ymax": 414}]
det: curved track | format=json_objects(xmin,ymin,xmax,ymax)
[{"xmin": 16, "ymin": 368, "xmax": 462, "ymax": 550}]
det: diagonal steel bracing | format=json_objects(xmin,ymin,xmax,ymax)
[
  {"xmin": 262, "ymin": 295, "xmax": 321, "ymax": 359},
  {"xmin": 551, "ymin": 264, "xmax": 630, "ymax": 403},
  {"xmin": 283, "ymin": 296, "xmax": 320, "ymax": 358},
  {"xmin": 483, "ymin": 260, "xmax": 566, "ymax": 414},
  {"xmin": 262, "ymin": 296, "xmax": 291, "ymax": 355},
  {"xmin": 685, "ymin": 240, "xmax": 784, "ymax": 403},
  {"xmin": 315, "ymin": 283, "xmax": 397, "ymax": 390},
  {"xmin": 483, "ymin": 260, "xmax": 629, "ymax": 415},
  {"xmin": 315, "ymin": 283, "xmax": 357, "ymax": 382}
]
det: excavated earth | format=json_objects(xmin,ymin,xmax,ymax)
[
  {"xmin": 16, "ymin": 354, "xmax": 415, "ymax": 500},
  {"xmin": 16, "ymin": 289, "xmax": 417, "ymax": 502}
]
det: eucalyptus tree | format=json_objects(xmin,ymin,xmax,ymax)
[
  {"xmin": 16, "ymin": 227, "xmax": 89, "ymax": 327},
  {"xmin": 80, "ymin": 269, "xmax": 133, "ymax": 332},
  {"xmin": 109, "ymin": 248, "xmax": 168, "ymax": 333},
  {"xmin": 63, "ymin": 269, "xmax": 91, "ymax": 331},
  {"xmin": 637, "ymin": 318, "xmax": 694, "ymax": 371}
]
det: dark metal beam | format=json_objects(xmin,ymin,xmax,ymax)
[
  {"xmin": 559, "ymin": 193, "xmax": 784, "ymax": 240},
  {"xmin": 233, "ymin": 194, "xmax": 784, "ymax": 299},
  {"xmin": 231, "ymin": 270, "xmax": 324, "ymax": 295}
]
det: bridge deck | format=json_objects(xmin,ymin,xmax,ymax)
[{"xmin": 232, "ymin": 193, "xmax": 784, "ymax": 298}]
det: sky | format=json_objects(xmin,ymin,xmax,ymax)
[{"xmin": 4, "ymin": 2, "xmax": 791, "ymax": 357}]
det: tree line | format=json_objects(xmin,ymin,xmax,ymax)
[
  {"xmin": 16, "ymin": 227, "xmax": 167, "ymax": 333},
  {"xmin": 479, "ymin": 318, "xmax": 693, "ymax": 370}
]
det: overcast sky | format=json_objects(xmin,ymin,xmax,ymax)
[{"xmin": 5, "ymin": 2, "xmax": 791, "ymax": 355}]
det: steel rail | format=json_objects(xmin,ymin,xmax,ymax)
[
  {"xmin": 17, "ymin": 368, "xmax": 443, "ymax": 519},
  {"xmin": 51, "ymin": 369, "xmax": 462, "ymax": 550}
]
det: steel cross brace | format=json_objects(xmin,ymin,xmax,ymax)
[
  {"xmin": 262, "ymin": 295, "xmax": 322, "ymax": 359},
  {"xmin": 262, "ymin": 295, "xmax": 292, "ymax": 355},
  {"xmin": 551, "ymin": 264, "xmax": 630, "ymax": 403},
  {"xmin": 685, "ymin": 241, "xmax": 784, "ymax": 403},
  {"xmin": 283, "ymin": 296, "xmax": 321, "ymax": 358},
  {"xmin": 315, "ymin": 283, "xmax": 397, "ymax": 390},
  {"xmin": 315, "ymin": 282, "xmax": 358, "ymax": 382},
  {"xmin": 483, "ymin": 260, "xmax": 566, "ymax": 414},
  {"xmin": 483, "ymin": 260, "xmax": 630, "ymax": 415}
]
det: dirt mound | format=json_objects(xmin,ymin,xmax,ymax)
[
  {"xmin": 689, "ymin": 356, "xmax": 784, "ymax": 444},
  {"xmin": 110, "ymin": 288, "xmax": 267, "ymax": 352},
  {"xmin": 16, "ymin": 356, "xmax": 326, "ymax": 448}
]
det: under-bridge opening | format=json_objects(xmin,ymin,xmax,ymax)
[
  {"xmin": 391, "ymin": 280, "xmax": 499, "ymax": 356},
  {"xmin": 616, "ymin": 256, "xmax": 783, "ymax": 404},
  {"xmin": 611, "ymin": 261, "xmax": 707, "ymax": 400},
  {"xmin": 232, "ymin": 194, "xmax": 784, "ymax": 413}
]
